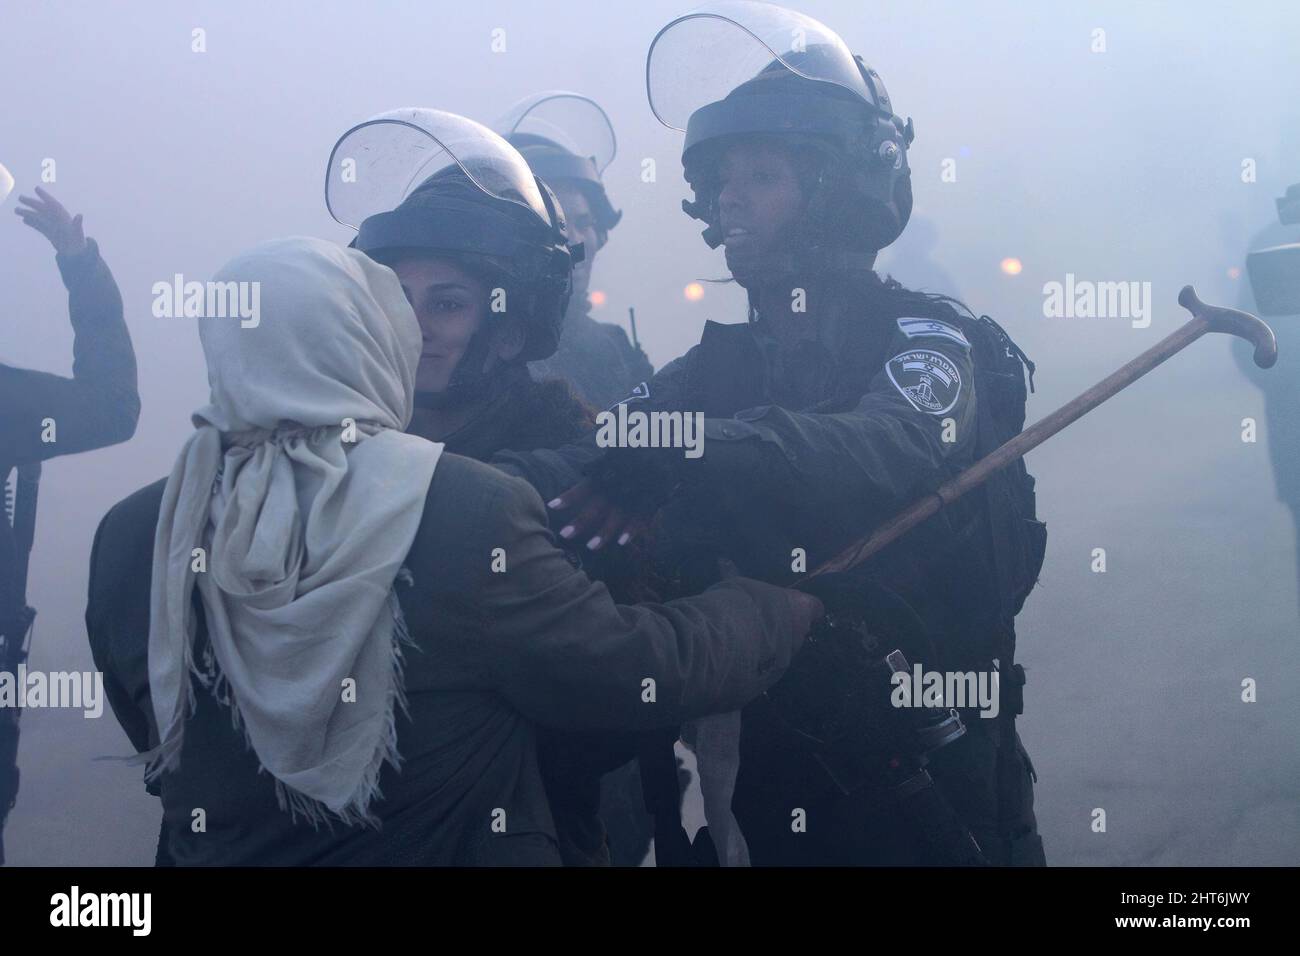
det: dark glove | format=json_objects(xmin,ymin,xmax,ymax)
[{"xmin": 581, "ymin": 443, "xmax": 692, "ymax": 518}]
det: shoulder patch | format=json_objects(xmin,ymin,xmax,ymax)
[
  {"xmin": 886, "ymin": 349, "xmax": 963, "ymax": 415},
  {"xmin": 896, "ymin": 317, "xmax": 971, "ymax": 350}
]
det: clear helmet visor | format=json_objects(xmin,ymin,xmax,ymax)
[
  {"xmin": 325, "ymin": 108, "xmax": 550, "ymax": 229},
  {"xmin": 0, "ymin": 161, "xmax": 13, "ymax": 206},
  {"xmin": 495, "ymin": 91, "xmax": 617, "ymax": 174},
  {"xmin": 647, "ymin": 0, "xmax": 876, "ymax": 131}
]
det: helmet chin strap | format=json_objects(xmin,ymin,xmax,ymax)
[{"xmin": 684, "ymin": 198, "xmax": 725, "ymax": 248}]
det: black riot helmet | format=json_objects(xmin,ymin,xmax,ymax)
[
  {"xmin": 497, "ymin": 92, "xmax": 623, "ymax": 242},
  {"xmin": 647, "ymin": 1, "xmax": 915, "ymax": 255},
  {"xmin": 326, "ymin": 108, "xmax": 579, "ymax": 406}
]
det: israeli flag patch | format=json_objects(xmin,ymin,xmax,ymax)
[{"xmin": 896, "ymin": 317, "xmax": 971, "ymax": 350}]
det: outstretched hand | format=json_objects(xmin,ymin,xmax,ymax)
[
  {"xmin": 547, "ymin": 478, "xmax": 649, "ymax": 551},
  {"xmin": 15, "ymin": 187, "xmax": 87, "ymax": 256},
  {"xmin": 549, "ymin": 439, "xmax": 696, "ymax": 551}
]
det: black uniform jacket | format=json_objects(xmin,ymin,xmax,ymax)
[
  {"xmin": 496, "ymin": 284, "xmax": 999, "ymax": 668},
  {"xmin": 1, "ymin": 240, "xmax": 138, "ymax": 614}
]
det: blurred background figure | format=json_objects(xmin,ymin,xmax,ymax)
[
  {"xmin": 1, "ymin": 187, "xmax": 139, "ymax": 862},
  {"xmin": 500, "ymin": 92, "xmax": 654, "ymax": 409},
  {"xmin": 1232, "ymin": 154, "xmax": 1300, "ymax": 607},
  {"xmin": 499, "ymin": 92, "xmax": 665, "ymax": 865}
]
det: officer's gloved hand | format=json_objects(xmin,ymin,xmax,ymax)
[
  {"xmin": 547, "ymin": 443, "xmax": 702, "ymax": 553},
  {"xmin": 581, "ymin": 444, "xmax": 690, "ymax": 517},
  {"xmin": 547, "ymin": 476, "xmax": 640, "ymax": 553},
  {"xmin": 794, "ymin": 571, "xmax": 931, "ymax": 660},
  {"xmin": 545, "ymin": 454, "xmax": 666, "ymax": 554}
]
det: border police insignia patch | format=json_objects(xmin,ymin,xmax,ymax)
[
  {"xmin": 896, "ymin": 317, "xmax": 971, "ymax": 349},
  {"xmin": 886, "ymin": 349, "xmax": 963, "ymax": 415}
]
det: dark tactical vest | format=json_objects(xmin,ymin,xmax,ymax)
[
  {"xmin": 684, "ymin": 291, "xmax": 1045, "ymax": 665},
  {"xmin": 684, "ymin": 287, "xmax": 1047, "ymax": 866}
]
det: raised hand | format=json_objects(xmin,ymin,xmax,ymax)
[{"xmin": 15, "ymin": 186, "xmax": 87, "ymax": 256}]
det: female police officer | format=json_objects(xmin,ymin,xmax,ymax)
[
  {"xmin": 496, "ymin": 2, "xmax": 1047, "ymax": 866},
  {"xmin": 328, "ymin": 110, "xmax": 671, "ymax": 864}
]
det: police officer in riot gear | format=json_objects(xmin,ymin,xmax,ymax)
[
  {"xmin": 329, "ymin": 109, "xmax": 580, "ymax": 447},
  {"xmin": 501, "ymin": 96, "xmax": 670, "ymax": 865},
  {"xmin": 495, "ymin": 1, "xmax": 1046, "ymax": 866},
  {"xmin": 498, "ymin": 93, "xmax": 654, "ymax": 410},
  {"xmin": 329, "ymin": 109, "xmax": 656, "ymax": 865}
]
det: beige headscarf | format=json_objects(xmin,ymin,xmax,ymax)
[{"xmin": 146, "ymin": 237, "xmax": 441, "ymax": 826}]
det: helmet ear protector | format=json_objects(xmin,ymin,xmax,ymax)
[
  {"xmin": 476, "ymin": 173, "xmax": 580, "ymax": 363},
  {"xmin": 521, "ymin": 173, "xmax": 584, "ymax": 360},
  {"xmin": 846, "ymin": 55, "xmax": 915, "ymax": 251}
]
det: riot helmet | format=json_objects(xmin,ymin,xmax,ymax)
[
  {"xmin": 647, "ymin": 1, "xmax": 914, "ymax": 256},
  {"xmin": 326, "ymin": 108, "xmax": 578, "ymax": 406},
  {"xmin": 497, "ymin": 91, "xmax": 622, "ymax": 240}
]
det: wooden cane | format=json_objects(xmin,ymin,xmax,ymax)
[{"xmin": 812, "ymin": 286, "xmax": 1278, "ymax": 577}]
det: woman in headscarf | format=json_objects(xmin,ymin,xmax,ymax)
[{"xmin": 85, "ymin": 236, "xmax": 820, "ymax": 865}]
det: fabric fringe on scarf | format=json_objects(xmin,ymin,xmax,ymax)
[{"xmin": 124, "ymin": 577, "xmax": 418, "ymax": 832}]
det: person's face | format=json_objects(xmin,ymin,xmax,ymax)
[
  {"xmin": 389, "ymin": 256, "xmax": 521, "ymax": 394},
  {"xmin": 553, "ymin": 182, "xmax": 599, "ymax": 304},
  {"xmin": 715, "ymin": 140, "xmax": 806, "ymax": 281}
]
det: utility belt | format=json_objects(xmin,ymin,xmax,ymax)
[
  {"xmin": 760, "ymin": 566, "xmax": 1042, "ymax": 866},
  {"xmin": 990, "ymin": 649, "xmax": 1045, "ymax": 867},
  {"xmin": 763, "ymin": 611, "xmax": 990, "ymax": 866}
]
